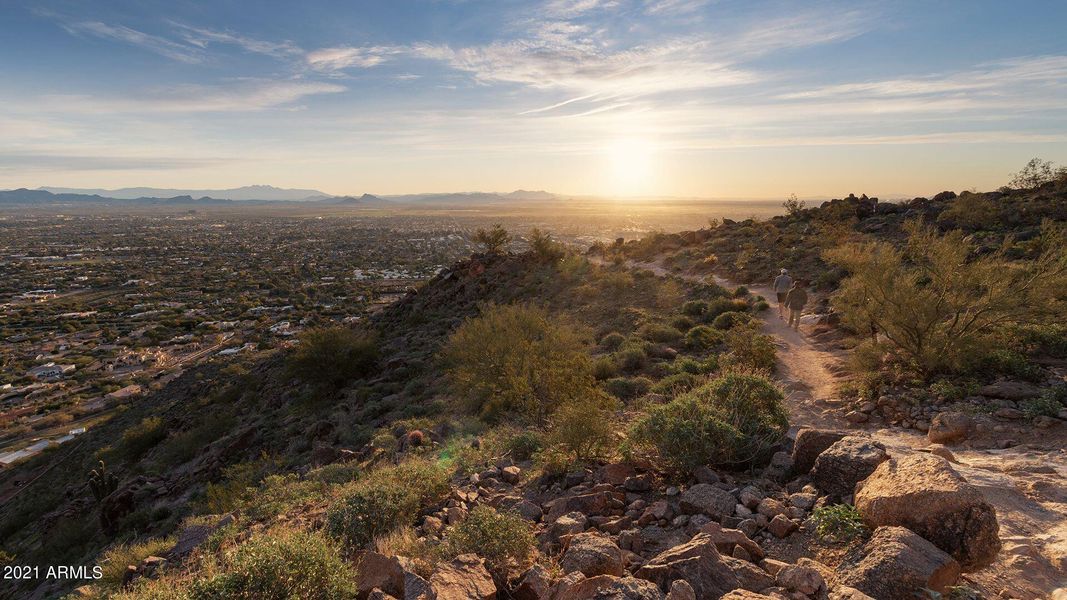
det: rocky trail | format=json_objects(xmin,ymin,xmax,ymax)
[{"xmin": 625, "ymin": 257, "xmax": 1067, "ymax": 599}]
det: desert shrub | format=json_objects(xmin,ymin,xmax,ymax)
[
  {"xmin": 733, "ymin": 286, "xmax": 749, "ymax": 297},
  {"xmin": 326, "ymin": 459, "xmax": 449, "ymax": 550},
  {"xmin": 937, "ymin": 193, "xmax": 1003, "ymax": 231},
  {"xmin": 599, "ymin": 332, "xmax": 627, "ymax": 350},
  {"xmin": 117, "ymin": 416, "xmax": 167, "ymax": 462},
  {"xmin": 650, "ymin": 372, "xmax": 700, "ymax": 396},
  {"xmin": 671, "ymin": 316, "xmax": 694, "ymax": 332},
  {"xmin": 974, "ymin": 349, "xmax": 1042, "ymax": 382},
  {"xmin": 928, "ymin": 379, "xmax": 978, "ymax": 403},
  {"xmin": 473, "ymin": 224, "xmax": 511, "ymax": 253},
  {"xmin": 188, "ymin": 528, "xmax": 356, "ymax": 600},
  {"xmin": 307, "ymin": 462, "xmax": 362, "ymax": 485},
  {"xmin": 826, "ymin": 220, "xmax": 1067, "ymax": 375},
  {"xmin": 244, "ymin": 474, "xmax": 329, "ymax": 521},
  {"xmin": 630, "ymin": 372, "xmax": 787, "ymax": 473},
  {"xmin": 682, "ymin": 300, "xmax": 709, "ymax": 316},
  {"xmin": 441, "ymin": 506, "xmax": 535, "ymax": 576},
  {"xmin": 288, "ymin": 326, "xmax": 379, "ymax": 387},
  {"xmin": 712, "ymin": 311, "xmax": 752, "ymax": 330},
  {"xmin": 613, "ymin": 346, "xmax": 648, "ymax": 372},
  {"xmin": 1014, "ymin": 323, "xmax": 1067, "ymax": 358},
  {"xmin": 504, "ymin": 430, "xmax": 545, "ymax": 461},
  {"xmin": 672, "ymin": 357, "xmax": 705, "ymax": 374},
  {"xmin": 723, "ymin": 325, "xmax": 777, "ymax": 372},
  {"xmin": 592, "ymin": 356, "xmax": 619, "ymax": 380},
  {"xmin": 98, "ymin": 536, "xmax": 176, "ymax": 593},
  {"xmin": 685, "ymin": 325, "xmax": 724, "ymax": 351},
  {"xmin": 1021, "ymin": 388, "xmax": 1065, "ymax": 420},
  {"xmin": 547, "ymin": 395, "xmax": 615, "ymax": 462},
  {"xmin": 639, "ymin": 323, "xmax": 683, "ymax": 343},
  {"xmin": 811, "ymin": 504, "xmax": 868, "ymax": 544},
  {"xmin": 441, "ymin": 303, "xmax": 598, "ymax": 422},
  {"xmin": 528, "ymin": 228, "xmax": 565, "ymax": 261},
  {"xmin": 754, "ymin": 300, "xmax": 770, "ymax": 312},
  {"xmin": 1009, "ymin": 157, "xmax": 1060, "ymax": 189},
  {"xmin": 603, "ymin": 376, "xmax": 652, "ymax": 401},
  {"xmin": 704, "ymin": 298, "xmax": 750, "ymax": 321}
]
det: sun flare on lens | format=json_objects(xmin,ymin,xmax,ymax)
[{"xmin": 605, "ymin": 137, "xmax": 657, "ymax": 197}]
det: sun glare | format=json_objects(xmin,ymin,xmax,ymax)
[{"xmin": 605, "ymin": 137, "xmax": 657, "ymax": 197}]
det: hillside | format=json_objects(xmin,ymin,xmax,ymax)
[{"xmin": 1, "ymin": 185, "xmax": 1065, "ymax": 600}]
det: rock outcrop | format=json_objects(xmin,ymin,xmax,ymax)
[{"xmin": 835, "ymin": 526, "xmax": 960, "ymax": 599}]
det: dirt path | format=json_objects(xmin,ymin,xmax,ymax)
[{"xmin": 614, "ymin": 257, "xmax": 1067, "ymax": 599}]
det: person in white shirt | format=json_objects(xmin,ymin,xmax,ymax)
[{"xmin": 772, "ymin": 268, "xmax": 793, "ymax": 319}]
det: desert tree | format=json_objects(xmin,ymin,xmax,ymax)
[{"xmin": 473, "ymin": 224, "xmax": 511, "ymax": 253}]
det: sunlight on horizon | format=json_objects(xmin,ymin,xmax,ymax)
[{"xmin": 605, "ymin": 137, "xmax": 659, "ymax": 197}]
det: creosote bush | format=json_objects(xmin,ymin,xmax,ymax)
[
  {"xmin": 810, "ymin": 504, "xmax": 868, "ymax": 544},
  {"xmin": 440, "ymin": 505, "xmax": 535, "ymax": 576},
  {"xmin": 723, "ymin": 324, "xmax": 776, "ymax": 372},
  {"xmin": 188, "ymin": 527, "xmax": 356, "ymax": 600},
  {"xmin": 288, "ymin": 326, "xmax": 379, "ymax": 387},
  {"xmin": 631, "ymin": 372, "xmax": 788, "ymax": 474},
  {"xmin": 326, "ymin": 459, "xmax": 449, "ymax": 551},
  {"xmin": 441, "ymin": 303, "xmax": 598, "ymax": 423},
  {"xmin": 547, "ymin": 394, "xmax": 616, "ymax": 463}
]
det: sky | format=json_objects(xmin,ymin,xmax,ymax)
[{"xmin": 1, "ymin": 0, "xmax": 1066, "ymax": 198}]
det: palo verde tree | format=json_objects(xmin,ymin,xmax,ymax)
[
  {"xmin": 473, "ymin": 224, "xmax": 511, "ymax": 254},
  {"xmin": 825, "ymin": 219, "xmax": 1067, "ymax": 375}
]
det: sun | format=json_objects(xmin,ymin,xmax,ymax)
[{"xmin": 605, "ymin": 137, "xmax": 657, "ymax": 196}]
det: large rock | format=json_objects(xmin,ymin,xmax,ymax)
[
  {"xmin": 791, "ymin": 428, "xmax": 849, "ymax": 475},
  {"xmin": 776, "ymin": 563, "xmax": 826, "ymax": 596},
  {"xmin": 355, "ymin": 551, "xmax": 404, "ymax": 598},
  {"xmin": 566, "ymin": 576, "xmax": 665, "ymax": 600},
  {"xmin": 927, "ymin": 412, "xmax": 975, "ymax": 445},
  {"xmin": 428, "ymin": 554, "xmax": 496, "ymax": 600},
  {"xmin": 512, "ymin": 564, "xmax": 552, "ymax": 600},
  {"xmin": 561, "ymin": 532, "xmax": 625, "ymax": 577},
  {"xmin": 679, "ymin": 484, "xmax": 736, "ymax": 520},
  {"xmin": 836, "ymin": 526, "xmax": 960, "ymax": 599},
  {"xmin": 722, "ymin": 556, "xmax": 774, "ymax": 592},
  {"xmin": 979, "ymin": 380, "xmax": 1041, "ymax": 401},
  {"xmin": 854, "ymin": 453, "xmax": 1000, "ymax": 570},
  {"xmin": 810, "ymin": 436, "xmax": 888, "ymax": 497},
  {"xmin": 635, "ymin": 533, "xmax": 740, "ymax": 599}
]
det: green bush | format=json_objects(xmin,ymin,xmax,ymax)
[
  {"xmin": 712, "ymin": 311, "xmax": 752, "ymax": 330},
  {"xmin": 117, "ymin": 416, "xmax": 167, "ymax": 462},
  {"xmin": 810, "ymin": 504, "xmax": 868, "ymax": 544},
  {"xmin": 671, "ymin": 316, "xmax": 694, "ymax": 332},
  {"xmin": 704, "ymin": 298, "xmax": 750, "ymax": 321},
  {"xmin": 723, "ymin": 325, "xmax": 777, "ymax": 372},
  {"xmin": 639, "ymin": 323, "xmax": 683, "ymax": 344},
  {"xmin": 630, "ymin": 373, "xmax": 788, "ymax": 473},
  {"xmin": 188, "ymin": 528, "xmax": 357, "ymax": 600},
  {"xmin": 682, "ymin": 300, "xmax": 709, "ymax": 316},
  {"xmin": 504, "ymin": 430, "xmax": 545, "ymax": 461},
  {"xmin": 599, "ymin": 332, "xmax": 627, "ymax": 350},
  {"xmin": 441, "ymin": 303, "xmax": 598, "ymax": 422},
  {"xmin": 613, "ymin": 346, "xmax": 648, "ymax": 372},
  {"xmin": 1021, "ymin": 387, "xmax": 1065, "ymax": 419},
  {"xmin": 975, "ymin": 349, "xmax": 1042, "ymax": 382},
  {"xmin": 685, "ymin": 325, "xmax": 724, "ymax": 351},
  {"xmin": 603, "ymin": 377, "xmax": 652, "ymax": 401},
  {"xmin": 547, "ymin": 395, "xmax": 615, "ymax": 463},
  {"xmin": 441, "ymin": 506, "xmax": 535, "ymax": 576},
  {"xmin": 650, "ymin": 372, "xmax": 700, "ymax": 396},
  {"xmin": 326, "ymin": 459, "xmax": 449, "ymax": 550},
  {"xmin": 592, "ymin": 356, "xmax": 619, "ymax": 380},
  {"xmin": 98, "ymin": 536, "xmax": 176, "ymax": 593},
  {"xmin": 288, "ymin": 326, "xmax": 379, "ymax": 387}
]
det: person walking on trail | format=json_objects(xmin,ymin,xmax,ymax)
[
  {"xmin": 773, "ymin": 268, "xmax": 793, "ymax": 318},
  {"xmin": 785, "ymin": 280, "xmax": 808, "ymax": 331}
]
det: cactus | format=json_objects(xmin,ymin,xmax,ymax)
[{"xmin": 89, "ymin": 460, "xmax": 118, "ymax": 502}]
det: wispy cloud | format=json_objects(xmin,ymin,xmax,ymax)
[
  {"xmin": 306, "ymin": 46, "xmax": 398, "ymax": 72},
  {"xmin": 0, "ymin": 152, "xmax": 229, "ymax": 172},
  {"xmin": 173, "ymin": 24, "xmax": 302, "ymax": 58},
  {"xmin": 60, "ymin": 21, "xmax": 203, "ymax": 64},
  {"xmin": 643, "ymin": 0, "xmax": 712, "ymax": 16},
  {"xmin": 544, "ymin": 0, "xmax": 620, "ymax": 18}
]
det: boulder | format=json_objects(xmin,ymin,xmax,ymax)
[
  {"xmin": 665, "ymin": 580, "xmax": 696, "ymax": 600},
  {"xmin": 791, "ymin": 428, "xmax": 849, "ymax": 474},
  {"xmin": 810, "ymin": 436, "xmax": 888, "ymax": 497},
  {"xmin": 501, "ymin": 466, "xmax": 522, "ymax": 484},
  {"xmin": 512, "ymin": 564, "xmax": 552, "ymax": 600},
  {"xmin": 776, "ymin": 563, "xmax": 826, "ymax": 596},
  {"xmin": 722, "ymin": 556, "xmax": 775, "ymax": 591},
  {"xmin": 828, "ymin": 587, "xmax": 875, "ymax": 600},
  {"xmin": 720, "ymin": 592, "xmax": 776, "ymax": 599},
  {"xmin": 635, "ymin": 533, "xmax": 740, "ymax": 598},
  {"xmin": 355, "ymin": 551, "xmax": 404, "ymax": 598},
  {"xmin": 979, "ymin": 380, "xmax": 1041, "ymax": 401},
  {"xmin": 854, "ymin": 453, "xmax": 1000, "ymax": 570},
  {"xmin": 766, "ymin": 515, "xmax": 797, "ymax": 539},
  {"xmin": 927, "ymin": 412, "xmax": 974, "ymax": 445},
  {"xmin": 565, "ymin": 576, "xmax": 665, "ymax": 600},
  {"xmin": 428, "ymin": 554, "xmax": 496, "ymax": 600},
  {"xmin": 561, "ymin": 533, "xmax": 625, "ymax": 577},
  {"xmin": 698, "ymin": 521, "xmax": 765, "ymax": 560},
  {"xmin": 836, "ymin": 526, "xmax": 960, "ymax": 599},
  {"xmin": 679, "ymin": 484, "xmax": 736, "ymax": 520}
]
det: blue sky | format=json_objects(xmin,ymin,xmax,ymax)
[{"xmin": 1, "ymin": 0, "xmax": 1065, "ymax": 197}]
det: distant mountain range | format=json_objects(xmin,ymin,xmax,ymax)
[
  {"xmin": 0, "ymin": 187, "xmax": 561, "ymax": 206},
  {"xmin": 38, "ymin": 184, "xmax": 330, "ymax": 202}
]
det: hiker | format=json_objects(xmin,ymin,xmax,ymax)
[
  {"xmin": 785, "ymin": 280, "xmax": 808, "ymax": 331},
  {"xmin": 773, "ymin": 268, "xmax": 793, "ymax": 318}
]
